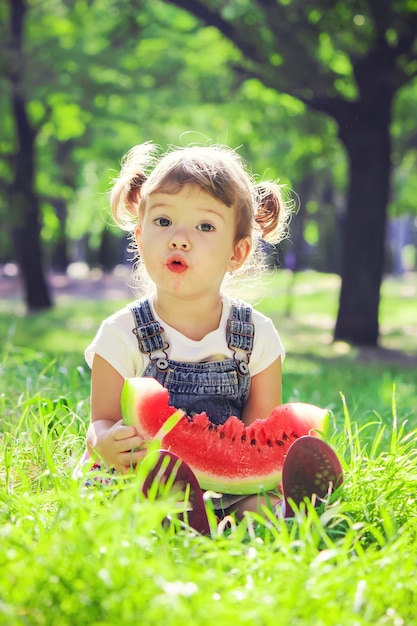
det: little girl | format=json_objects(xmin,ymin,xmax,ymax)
[{"xmin": 80, "ymin": 142, "xmax": 342, "ymax": 532}]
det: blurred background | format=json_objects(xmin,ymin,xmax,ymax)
[{"xmin": 1, "ymin": 0, "xmax": 416, "ymax": 348}]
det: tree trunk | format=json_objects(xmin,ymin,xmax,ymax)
[
  {"xmin": 10, "ymin": 98, "xmax": 53, "ymax": 310},
  {"xmin": 10, "ymin": 94, "xmax": 53, "ymax": 314},
  {"xmin": 12, "ymin": 210, "xmax": 53, "ymax": 311},
  {"xmin": 9, "ymin": 0, "xmax": 52, "ymax": 311},
  {"xmin": 334, "ymin": 95, "xmax": 392, "ymax": 345}
]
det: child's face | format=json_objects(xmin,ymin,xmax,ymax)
[{"xmin": 135, "ymin": 184, "xmax": 250, "ymax": 301}]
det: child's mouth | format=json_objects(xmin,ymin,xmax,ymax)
[{"xmin": 167, "ymin": 257, "xmax": 188, "ymax": 274}]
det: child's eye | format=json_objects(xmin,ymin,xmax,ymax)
[
  {"xmin": 197, "ymin": 223, "xmax": 215, "ymax": 232},
  {"xmin": 154, "ymin": 217, "xmax": 172, "ymax": 227}
]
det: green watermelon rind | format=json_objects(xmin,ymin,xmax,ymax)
[
  {"xmin": 191, "ymin": 471, "xmax": 282, "ymax": 495},
  {"xmin": 121, "ymin": 379, "xmax": 138, "ymax": 428}
]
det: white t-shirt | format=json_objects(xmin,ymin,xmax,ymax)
[{"xmin": 85, "ymin": 294, "xmax": 285, "ymax": 378}]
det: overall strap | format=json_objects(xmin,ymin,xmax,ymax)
[
  {"xmin": 226, "ymin": 300, "xmax": 254, "ymax": 358},
  {"xmin": 128, "ymin": 299, "xmax": 166, "ymax": 354}
]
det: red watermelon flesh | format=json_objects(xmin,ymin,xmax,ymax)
[{"xmin": 122, "ymin": 377, "xmax": 327, "ymax": 495}]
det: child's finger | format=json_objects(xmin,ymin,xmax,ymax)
[
  {"xmin": 113, "ymin": 424, "xmax": 137, "ymax": 441},
  {"xmin": 118, "ymin": 448, "xmax": 147, "ymax": 468},
  {"xmin": 114, "ymin": 434, "xmax": 146, "ymax": 454}
]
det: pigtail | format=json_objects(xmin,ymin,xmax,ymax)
[
  {"xmin": 253, "ymin": 181, "xmax": 290, "ymax": 243},
  {"xmin": 110, "ymin": 142, "xmax": 159, "ymax": 230}
]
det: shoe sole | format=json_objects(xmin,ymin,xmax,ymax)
[
  {"xmin": 141, "ymin": 450, "xmax": 210, "ymax": 535},
  {"xmin": 282, "ymin": 436, "xmax": 343, "ymax": 517}
]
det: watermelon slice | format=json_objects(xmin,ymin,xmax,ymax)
[{"xmin": 122, "ymin": 377, "xmax": 328, "ymax": 495}]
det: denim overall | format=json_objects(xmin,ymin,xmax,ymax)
[{"xmin": 129, "ymin": 298, "xmax": 254, "ymax": 425}]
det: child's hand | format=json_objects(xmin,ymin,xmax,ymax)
[{"xmin": 94, "ymin": 420, "xmax": 148, "ymax": 473}]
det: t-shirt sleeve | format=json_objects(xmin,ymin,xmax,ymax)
[
  {"xmin": 85, "ymin": 310, "xmax": 146, "ymax": 379},
  {"xmin": 249, "ymin": 313, "xmax": 285, "ymax": 377}
]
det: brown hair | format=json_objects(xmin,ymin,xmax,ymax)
[{"xmin": 111, "ymin": 142, "xmax": 290, "ymax": 245}]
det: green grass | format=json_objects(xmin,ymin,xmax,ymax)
[{"xmin": 1, "ymin": 271, "xmax": 417, "ymax": 625}]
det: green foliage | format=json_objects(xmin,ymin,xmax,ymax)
[
  {"xmin": 0, "ymin": 0, "xmax": 348, "ymax": 263},
  {"xmin": 391, "ymin": 80, "xmax": 417, "ymax": 216},
  {"xmin": 1, "ymin": 0, "xmax": 416, "ymax": 281}
]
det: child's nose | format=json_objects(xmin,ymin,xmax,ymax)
[{"xmin": 169, "ymin": 229, "xmax": 190, "ymax": 250}]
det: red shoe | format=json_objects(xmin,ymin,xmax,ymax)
[
  {"xmin": 141, "ymin": 450, "xmax": 210, "ymax": 535},
  {"xmin": 281, "ymin": 436, "xmax": 343, "ymax": 518}
]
